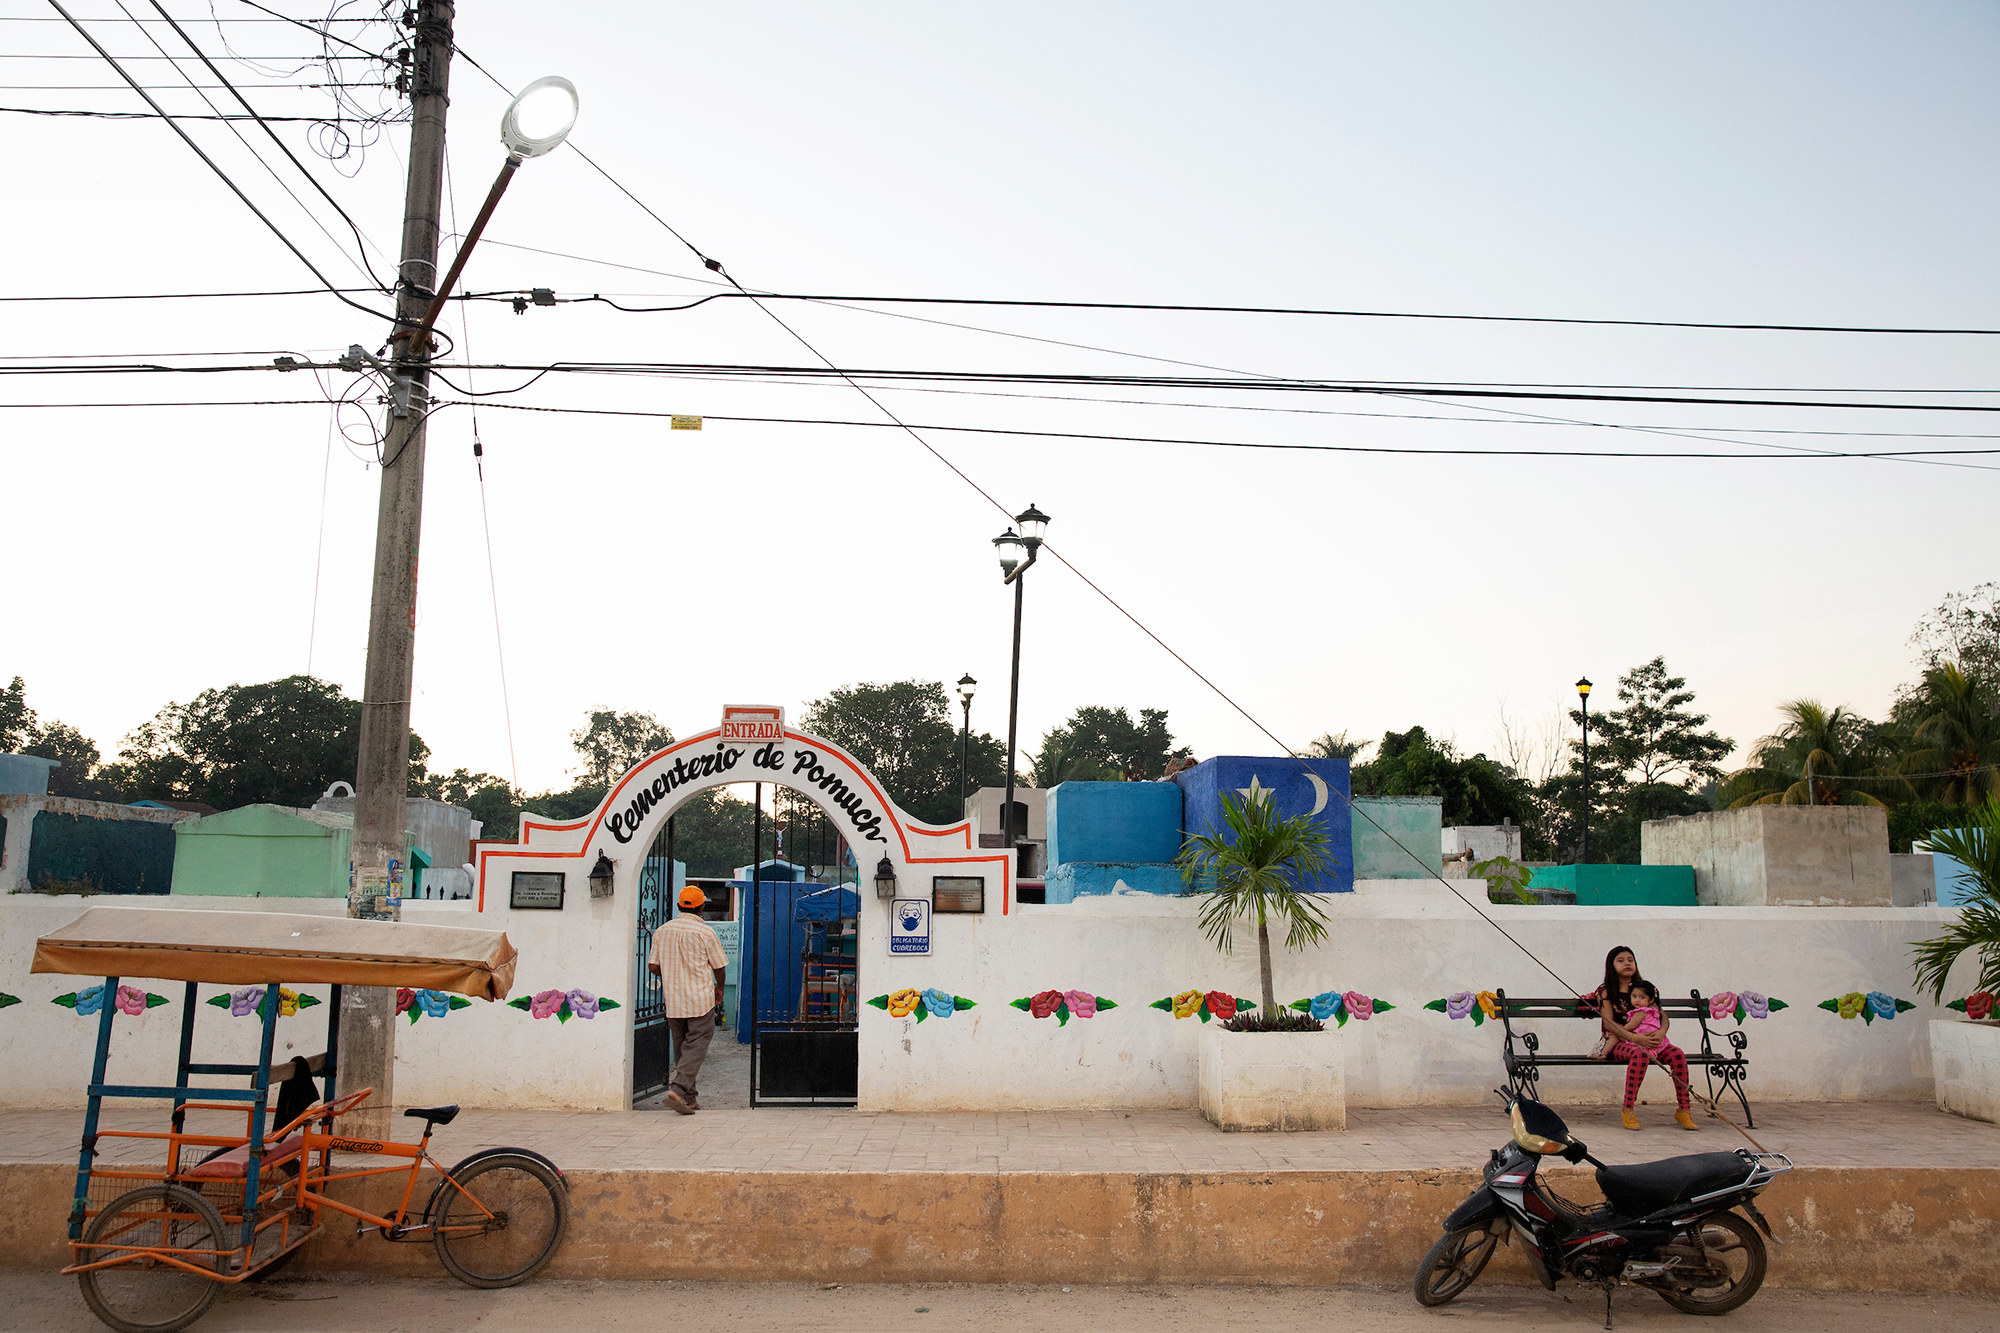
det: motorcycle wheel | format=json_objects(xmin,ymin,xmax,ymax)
[
  {"xmin": 1656, "ymin": 1210, "xmax": 1767, "ymax": 1315},
  {"xmin": 1412, "ymin": 1223, "xmax": 1502, "ymax": 1307}
]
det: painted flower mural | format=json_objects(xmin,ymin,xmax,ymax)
[
  {"xmin": 386, "ymin": 987, "xmax": 471, "ymax": 1024},
  {"xmin": 55, "ymin": 985, "xmax": 166, "ymax": 1016},
  {"xmin": 508, "ymin": 988, "xmax": 622, "ymax": 1023},
  {"xmin": 1287, "ymin": 990, "xmax": 1394, "ymax": 1028},
  {"xmin": 1149, "ymin": 990, "xmax": 1256, "ymax": 1023},
  {"xmin": 868, "ymin": 988, "xmax": 977, "ymax": 1023},
  {"xmin": 1706, "ymin": 990, "xmax": 1788, "ymax": 1025},
  {"xmin": 1947, "ymin": 992, "xmax": 1996, "ymax": 1021},
  {"xmin": 1424, "ymin": 989, "xmax": 1500, "ymax": 1026},
  {"xmin": 1011, "ymin": 988, "xmax": 1118, "ymax": 1026},
  {"xmin": 0, "ymin": 993, "xmax": 18, "ymax": 1011},
  {"xmin": 206, "ymin": 986, "xmax": 320, "ymax": 1019},
  {"xmin": 1819, "ymin": 989, "xmax": 1916, "ymax": 1025}
]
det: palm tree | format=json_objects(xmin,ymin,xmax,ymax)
[
  {"xmin": 1912, "ymin": 798, "xmax": 2000, "ymax": 1002},
  {"xmin": 1898, "ymin": 664, "xmax": 2000, "ymax": 805},
  {"xmin": 1176, "ymin": 789, "xmax": 1333, "ymax": 1023},
  {"xmin": 1724, "ymin": 700, "xmax": 1887, "ymax": 808},
  {"xmin": 1295, "ymin": 731, "xmax": 1372, "ymax": 762}
]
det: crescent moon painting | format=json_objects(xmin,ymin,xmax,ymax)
[{"xmin": 1305, "ymin": 772, "xmax": 1329, "ymax": 815}]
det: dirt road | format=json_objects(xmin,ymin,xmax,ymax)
[{"xmin": 3, "ymin": 1275, "xmax": 1990, "ymax": 1332}]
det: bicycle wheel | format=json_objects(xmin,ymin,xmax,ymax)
[
  {"xmin": 1412, "ymin": 1222, "xmax": 1502, "ymax": 1307},
  {"xmin": 430, "ymin": 1153, "xmax": 569, "ymax": 1288},
  {"xmin": 78, "ymin": 1184, "xmax": 228, "ymax": 1333},
  {"xmin": 1656, "ymin": 1210, "xmax": 1768, "ymax": 1315}
]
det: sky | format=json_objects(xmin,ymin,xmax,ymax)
[{"xmin": 6, "ymin": 2, "xmax": 1998, "ymax": 796}]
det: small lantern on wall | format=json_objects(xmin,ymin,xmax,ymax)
[
  {"xmin": 874, "ymin": 855, "xmax": 897, "ymax": 900},
  {"xmin": 588, "ymin": 852, "xmax": 615, "ymax": 899}
]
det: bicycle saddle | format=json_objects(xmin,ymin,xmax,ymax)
[{"xmin": 403, "ymin": 1103, "xmax": 460, "ymax": 1126}]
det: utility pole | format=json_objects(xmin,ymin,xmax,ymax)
[{"xmin": 342, "ymin": 0, "xmax": 455, "ymax": 1140}]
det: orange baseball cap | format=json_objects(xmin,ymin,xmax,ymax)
[{"xmin": 678, "ymin": 885, "xmax": 706, "ymax": 909}]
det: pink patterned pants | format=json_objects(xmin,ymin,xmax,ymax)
[{"xmin": 1610, "ymin": 1040, "xmax": 1690, "ymax": 1110}]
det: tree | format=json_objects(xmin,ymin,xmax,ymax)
[
  {"xmin": 1580, "ymin": 657, "xmax": 1734, "ymax": 789},
  {"xmin": 2, "ymin": 677, "xmax": 116, "ymax": 800},
  {"xmin": 1027, "ymin": 706, "xmax": 1192, "ymax": 786},
  {"xmin": 0, "ymin": 677, "xmax": 31, "ymax": 752},
  {"xmin": 1910, "ymin": 584, "xmax": 2000, "ymax": 699},
  {"xmin": 102, "ymin": 676, "xmax": 430, "ymax": 810},
  {"xmin": 1352, "ymin": 726, "xmax": 1536, "ymax": 827},
  {"xmin": 416, "ymin": 767, "xmax": 523, "ymax": 841},
  {"xmin": 569, "ymin": 708, "xmax": 674, "ymax": 788},
  {"xmin": 1723, "ymin": 700, "xmax": 1887, "ymax": 808},
  {"xmin": 1895, "ymin": 663, "xmax": 2000, "ymax": 805},
  {"xmin": 1911, "ymin": 798, "xmax": 2000, "ymax": 1002},
  {"xmin": 801, "ymin": 680, "xmax": 1005, "ymax": 825},
  {"xmin": 1177, "ymin": 789, "xmax": 1333, "ymax": 1025},
  {"xmin": 1296, "ymin": 730, "xmax": 1371, "ymax": 761}
]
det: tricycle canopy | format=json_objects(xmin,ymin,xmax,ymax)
[{"xmin": 31, "ymin": 907, "xmax": 516, "ymax": 1000}]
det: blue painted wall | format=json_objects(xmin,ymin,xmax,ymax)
[
  {"xmin": 1044, "ymin": 862, "xmax": 1184, "ymax": 904},
  {"xmin": 1175, "ymin": 756, "xmax": 1354, "ymax": 893},
  {"xmin": 1047, "ymin": 782, "xmax": 1183, "ymax": 866}
]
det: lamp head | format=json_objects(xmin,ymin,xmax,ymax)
[
  {"xmin": 1576, "ymin": 676, "xmax": 1593, "ymax": 702},
  {"xmin": 957, "ymin": 673, "xmax": 977, "ymax": 703},
  {"xmin": 993, "ymin": 527, "xmax": 1025, "ymax": 577},
  {"xmin": 873, "ymin": 855, "xmax": 898, "ymax": 900},
  {"xmin": 1014, "ymin": 502, "xmax": 1050, "ymax": 546},
  {"xmin": 587, "ymin": 850, "xmax": 615, "ymax": 899},
  {"xmin": 501, "ymin": 75, "xmax": 579, "ymax": 160}
]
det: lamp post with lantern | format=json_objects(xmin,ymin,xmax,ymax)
[
  {"xmin": 956, "ymin": 673, "xmax": 977, "ymax": 812},
  {"xmin": 1576, "ymin": 676, "xmax": 1594, "ymax": 863},
  {"xmin": 993, "ymin": 504, "xmax": 1049, "ymax": 850}
]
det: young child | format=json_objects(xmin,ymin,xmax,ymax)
[{"xmin": 1611, "ymin": 981, "xmax": 1698, "ymax": 1132}]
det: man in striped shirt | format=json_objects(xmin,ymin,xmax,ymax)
[{"xmin": 647, "ymin": 885, "xmax": 729, "ymax": 1114}]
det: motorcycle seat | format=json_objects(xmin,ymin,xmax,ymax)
[{"xmin": 1595, "ymin": 1151, "xmax": 1750, "ymax": 1215}]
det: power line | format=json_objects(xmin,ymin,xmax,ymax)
[
  {"xmin": 1, "ymin": 103, "xmax": 326, "ymax": 118},
  {"xmin": 40, "ymin": 0, "xmax": 404, "ymax": 331},
  {"xmin": 434, "ymin": 400, "xmax": 2000, "ymax": 465},
  {"xmin": 138, "ymin": 0, "xmax": 390, "ymax": 287}
]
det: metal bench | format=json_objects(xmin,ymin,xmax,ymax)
[{"xmin": 1496, "ymin": 988, "xmax": 1755, "ymax": 1127}]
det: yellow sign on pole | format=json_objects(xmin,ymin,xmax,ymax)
[{"xmin": 670, "ymin": 415, "xmax": 702, "ymax": 431}]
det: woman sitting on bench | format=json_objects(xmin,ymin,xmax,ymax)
[{"xmin": 1594, "ymin": 945, "xmax": 1695, "ymax": 1133}]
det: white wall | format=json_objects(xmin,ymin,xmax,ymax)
[{"xmin": 860, "ymin": 883, "xmax": 1969, "ymax": 1110}]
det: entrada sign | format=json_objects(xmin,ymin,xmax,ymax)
[
  {"xmin": 604, "ymin": 730, "xmax": 893, "ymax": 847},
  {"xmin": 720, "ymin": 704, "xmax": 785, "ymax": 744}
]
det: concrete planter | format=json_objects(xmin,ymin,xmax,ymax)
[
  {"xmin": 1932, "ymin": 1019, "xmax": 2000, "ymax": 1124},
  {"xmin": 1196, "ymin": 1024, "xmax": 1344, "ymax": 1132}
]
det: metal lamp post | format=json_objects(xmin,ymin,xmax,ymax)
[
  {"xmin": 1576, "ymin": 676, "xmax": 1593, "ymax": 863},
  {"xmin": 994, "ymin": 503, "xmax": 1049, "ymax": 850},
  {"xmin": 956, "ymin": 673, "xmax": 977, "ymax": 812}
]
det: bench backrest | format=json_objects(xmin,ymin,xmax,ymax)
[{"xmin": 1496, "ymin": 993, "xmax": 1708, "ymax": 1020}]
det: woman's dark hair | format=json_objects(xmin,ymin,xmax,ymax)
[{"xmin": 1602, "ymin": 945, "xmax": 1647, "ymax": 1001}]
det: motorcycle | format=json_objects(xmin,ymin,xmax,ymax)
[{"xmin": 1414, "ymin": 1093, "xmax": 1792, "ymax": 1327}]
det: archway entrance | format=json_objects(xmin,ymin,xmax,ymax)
[{"xmin": 631, "ymin": 780, "xmax": 861, "ymax": 1106}]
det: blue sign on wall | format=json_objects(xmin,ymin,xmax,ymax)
[
  {"xmin": 890, "ymin": 898, "xmax": 931, "ymax": 953},
  {"xmin": 1173, "ymin": 756, "xmax": 1354, "ymax": 893}
]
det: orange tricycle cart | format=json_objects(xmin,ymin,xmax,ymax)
[{"xmin": 33, "ymin": 908, "xmax": 570, "ymax": 1333}]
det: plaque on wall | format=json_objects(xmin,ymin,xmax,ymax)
[
  {"xmin": 510, "ymin": 871, "xmax": 566, "ymax": 910},
  {"xmin": 931, "ymin": 876, "xmax": 985, "ymax": 914}
]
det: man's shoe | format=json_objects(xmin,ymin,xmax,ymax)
[
  {"xmin": 686, "ymin": 1096, "xmax": 701, "ymax": 1111},
  {"xmin": 1621, "ymin": 1110, "xmax": 1642, "ymax": 1131},
  {"xmin": 1675, "ymin": 1109, "xmax": 1698, "ymax": 1130},
  {"xmin": 664, "ymin": 1090, "xmax": 694, "ymax": 1115}
]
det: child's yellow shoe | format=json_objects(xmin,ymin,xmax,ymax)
[
  {"xmin": 1621, "ymin": 1110, "xmax": 1641, "ymax": 1131},
  {"xmin": 1675, "ymin": 1109, "xmax": 1698, "ymax": 1130}
]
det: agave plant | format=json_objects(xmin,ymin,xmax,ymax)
[
  {"xmin": 1912, "ymin": 798, "xmax": 2000, "ymax": 1003},
  {"xmin": 1176, "ymin": 788, "xmax": 1333, "ymax": 1023}
]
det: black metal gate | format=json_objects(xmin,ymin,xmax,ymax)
[
  {"xmin": 748, "ymin": 787, "xmax": 859, "ymax": 1106},
  {"xmin": 632, "ymin": 816, "xmax": 675, "ymax": 1100}
]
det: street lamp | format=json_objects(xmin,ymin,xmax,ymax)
[
  {"xmin": 412, "ymin": 76, "xmax": 579, "ymax": 340},
  {"xmin": 1576, "ymin": 676, "xmax": 1593, "ymax": 864},
  {"xmin": 995, "ymin": 504, "xmax": 1049, "ymax": 849},
  {"xmin": 956, "ymin": 673, "xmax": 977, "ymax": 811}
]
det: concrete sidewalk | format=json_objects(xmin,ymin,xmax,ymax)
[
  {"xmin": 6, "ymin": 1098, "xmax": 1993, "ymax": 1175},
  {"xmin": 4, "ymin": 1100, "xmax": 1995, "ymax": 1294}
]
